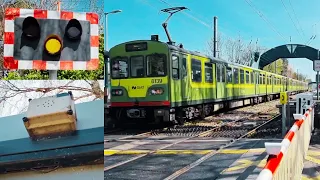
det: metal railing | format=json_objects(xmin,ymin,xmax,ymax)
[{"xmin": 257, "ymin": 93, "xmax": 314, "ymax": 180}]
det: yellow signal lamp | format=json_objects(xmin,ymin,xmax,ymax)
[{"xmin": 44, "ymin": 34, "xmax": 63, "ymax": 56}]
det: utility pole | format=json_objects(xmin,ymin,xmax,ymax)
[{"xmin": 213, "ymin": 16, "xmax": 218, "ymax": 58}]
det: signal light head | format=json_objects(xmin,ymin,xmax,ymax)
[
  {"xmin": 44, "ymin": 34, "xmax": 62, "ymax": 56},
  {"xmin": 65, "ymin": 19, "xmax": 82, "ymax": 41},
  {"xmin": 22, "ymin": 16, "xmax": 40, "ymax": 39}
]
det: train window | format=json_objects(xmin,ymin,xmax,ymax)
[
  {"xmin": 205, "ymin": 63, "xmax": 213, "ymax": 83},
  {"xmin": 130, "ymin": 56, "xmax": 144, "ymax": 78},
  {"xmin": 259, "ymin": 74, "xmax": 262, "ymax": 84},
  {"xmin": 251, "ymin": 72, "xmax": 254, "ymax": 84},
  {"xmin": 256, "ymin": 72, "xmax": 259, "ymax": 84},
  {"xmin": 234, "ymin": 68, "xmax": 239, "ymax": 84},
  {"xmin": 146, "ymin": 54, "xmax": 166, "ymax": 77},
  {"xmin": 111, "ymin": 57, "xmax": 128, "ymax": 79},
  {"xmin": 191, "ymin": 59, "xmax": 202, "ymax": 82},
  {"xmin": 227, "ymin": 67, "xmax": 232, "ymax": 83},
  {"xmin": 182, "ymin": 58, "xmax": 187, "ymax": 78},
  {"xmin": 246, "ymin": 71, "xmax": 250, "ymax": 84},
  {"xmin": 221, "ymin": 65, "xmax": 226, "ymax": 82},
  {"xmin": 172, "ymin": 55, "xmax": 179, "ymax": 79},
  {"xmin": 240, "ymin": 69, "xmax": 244, "ymax": 84},
  {"xmin": 217, "ymin": 64, "xmax": 221, "ymax": 82}
]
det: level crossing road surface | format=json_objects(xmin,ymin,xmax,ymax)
[
  {"xmin": 104, "ymin": 134, "xmax": 320, "ymax": 180},
  {"xmin": 104, "ymin": 136, "xmax": 277, "ymax": 180}
]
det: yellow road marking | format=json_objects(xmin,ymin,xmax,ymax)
[
  {"xmin": 224, "ymin": 158, "xmax": 267, "ymax": 172},
  {"xmin": 105, "ymin": 149, "xmax": 320, "ymax": 156},
  {"xmin": 306, "ymin": 155, "xmax": 320, "ymax": 165},
  {"xmin": 308, "ymin": 151, "xmax": 320, "ymax": 156},
  {"xmin": 104, "ymin": 148, "xmax": 266, "ymax": 156},
  {"xmin": 104, "ymin": 149, "xmax": 214, "ymax": 156},
  {"xmin": 155, "ymin": 150, "xmax": 213, "ymax": 155},
  {"xmin": 302, "ymin": 175, "xmax": 320, "ymax": 180},
  {"xmin": 220, "ymin": 148, "xmax": 265, "ymax": 154}
]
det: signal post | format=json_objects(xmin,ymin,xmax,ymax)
[
  {"xmin": 280, "ymin": 91, "xmax": 289, "ymax": 137},
  {"xmin": 314, "ymin": 60, "xmax": 320, "ymax": 100}
]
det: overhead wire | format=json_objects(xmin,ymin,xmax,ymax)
[
  {"xmin": 243, "ymin": 0, "xmax": 287, "ymax": 43},
  {"xmin": 156, "ymin": 0, "xmax": 262, "ymax": 58},
  {"xmin": 287, "ymin": 0, "xmax": 305, "ymax": 37},
  {"xmin": 140, "ymin": 0, "xmax": 275, "ymax": 63},
  {"xmin": 157, "ymin": 0, "xmax": 276, "ymax": 63},
  {"xmin": 280, "ymin": 0, "xmax": 304, "ymax": 42}
]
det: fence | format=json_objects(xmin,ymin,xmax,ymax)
[{"xmin": 257, "ymin": 93, "xmax": 314, "ymax": 180}]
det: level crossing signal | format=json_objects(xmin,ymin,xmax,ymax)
[{"xmin": 3, "ymin": 8, "xmax": 99, "ymax": 70}]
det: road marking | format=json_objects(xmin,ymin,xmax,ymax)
[
  {"xmin": 104, "ymin": 137, "xmax": 190, "ymax": 171},
  {"xmin": 301, "ymin": 175, "xmax": 320, "ymax": 180},
  {"xmin": 308, "ymin": 150, "xmax": 320, "ymax": 156},
  {"xmin": 220, "ymin": 148, "xmax": 265, "ymax": 154},
  {"xmin": 104, "ymin": 148, "xmax": 320, "ymax": 156},
  {"xmin": 155, "ymin": 150, "xmax": 213, "ymax": 155},
  {"xmin": 104, "ymin": 148, "xmax": 266, "ymax": 156},
  {"xmin": 108, "ymin": 140, "xmax": 151, "ymax": 150},
  {"xmin": 104, "ymin": 149, "xmax": 214, "ymax": 156},
  {"xmin": 306, "ymin": 155, "xmax": 320, "ymax": 165},
  {"xmin": 224, "ymin": 159, "xmax": 267, "ymax": 172}
]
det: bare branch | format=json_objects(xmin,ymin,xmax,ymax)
[{"xmin": 0, "ymin": 80, "xmax": 104, "ymax": 117}]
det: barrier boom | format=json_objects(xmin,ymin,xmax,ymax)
[{"xmin": 257, "ymin": 100, "xmax": 314, "ymax": 180}]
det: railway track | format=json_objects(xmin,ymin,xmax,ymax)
[
  {"xmin": 104, "ymin": 112, "xmax": 281, "ymax": 172},
  {"xmin": 105, "ymin": 98, "xmax": 282, "ymax": 142}
]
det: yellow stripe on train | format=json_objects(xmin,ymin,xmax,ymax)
[{"xmin": 111, "ymin": 77, "xmax": 168, "ymax": 98}]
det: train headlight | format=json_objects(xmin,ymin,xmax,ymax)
[
  {"xmin": 111, "ymin": 89, "xmax": 123, "ymax": 96},
  {"xmin": 150, "ymin": 88, "xmax": 164, "ymax": 95}
]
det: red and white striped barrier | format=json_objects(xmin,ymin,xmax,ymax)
[
  {"xmin": 257, "ymin": 104, "xmax": 314, "ymax": 180},
  {"xmin": 4, "ymin": 8, "xmax": 99, "ymax": 70}
]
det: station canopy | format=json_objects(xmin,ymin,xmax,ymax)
[{"xmin": 257, "ymin": 44, "xmax": 320, "ymax": 69}]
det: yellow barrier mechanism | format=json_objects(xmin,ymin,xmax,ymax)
[{"xmin": 22, "ymin": 91, "xmax": 77, "ymax": 139}]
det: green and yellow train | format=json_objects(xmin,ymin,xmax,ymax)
[{"xmin": 107, "ymin": 36, "xmax": 308, "ymax": 125}]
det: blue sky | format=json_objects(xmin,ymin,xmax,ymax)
[{"xmin": 104, "ymin": 0, "xmax": 320, "ymax": 81}]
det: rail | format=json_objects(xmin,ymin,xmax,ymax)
[{"xmin": 257, "ymin": 92, "xmax": 315, "ymax": 180}]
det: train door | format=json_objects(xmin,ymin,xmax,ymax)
[
  {"xmin": 171, "ymin": 52, "xmax": 181, "ymax": 104},
  {"xmin": 181, "ymin": 55, "xmax": 188, "ymax": 102},
  {"xmin": 252, "ymin": 71, "xmax": 256, "ymax": 95},
  {"xmin": 255, "ymin": 72, "xmax": 259, "ymax": 95},
  {"xmin": 216, "ymin": 64, "xmax": 227, "ymax": 99},
  {"xmin": 226, "ymin": 66, "xmax": 233, "ymax": 98},
  {"xmin": 272, "ymin": 76, "xmax": 274, "ymax": 93},
  {"xmin": 222, "ymin": 64, "xmax": 227, "ymax": 98},
  {"xmin": 216, "ymin": 64, "xmax": 222, "ymax": 99}
]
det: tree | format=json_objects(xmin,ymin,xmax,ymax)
[
  {"xmin": 0, "ymin": 0, "xmax": 104, "ymax": 80},
  {"xmin": 0, "ymin": 80, "xmax": 104, "ymax": 117},
  {"xmin": 206, "ymin": 35, "xmax": 260, "ymax": 66}
]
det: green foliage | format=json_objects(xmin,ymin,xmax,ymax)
[
  {"xmin": 4, "ymin": 35, "xmax": 105, "ymax": 80},
  {"xmin": 263, "ymin": 59, "xmax": 284, "ymax": 75}
]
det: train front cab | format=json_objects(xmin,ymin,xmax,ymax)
[{"xmin": 108, "ymin": 40, "xmax": 173, "ymax": 125}]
